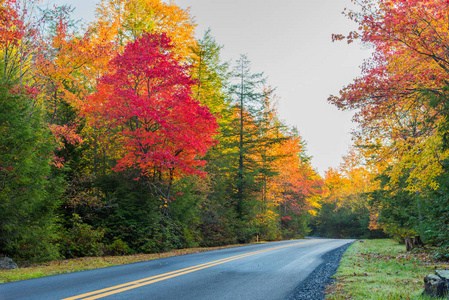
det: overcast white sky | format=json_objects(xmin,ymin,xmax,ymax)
[{"xmin": 49, "ymin": 0, "xmax": 371, "ymax": 176}]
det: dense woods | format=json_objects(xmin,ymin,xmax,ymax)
[
  {"xmin": 0, "ymin": 0, "xmax": 323, "ymax": 262},
  {"xmin": 2, "ymin": 0, "xmax": 449, "ymax": 263}
]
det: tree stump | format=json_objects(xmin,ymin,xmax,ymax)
[
  {"xmin": 405, "ymin": 237, "xmax": 414, "ymax": 251},
  {"xmin": 413, "ymin": 235, "xmax": 423, "ymax": 248},
  {"xmin": 405, "ymin": 236, "xmax": 423, "ymax": 251}
]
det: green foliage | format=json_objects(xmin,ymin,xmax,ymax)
[
  {"xmin": 281, "ymin": 213, "xmax": 310, "ymax": 240},
  {"xmin": 190, "ymin": 29, "xmax": 230, "ymax": 117},
  {"xmin": 369, "ymin": 171, "xmax": 421, "ymax": 242},
  {"xmin": 418, "ymin": 158, "xmax": 449, "ymax": 259},
  {"xmin": 233, "ymin": 219, "xmax": 259, "ymax": 243},
  {"xmin": 92, "ymin": 174, "xmax": 161, "ymax": 251},
  {"xmin": 228, "ymin": 54, "xmax": 270, "ymax": 218},
  {"xmin": 90, "ymin": 173, "xmax": 189, "ymax": 254},
  {"xmin": 105, "ymin": 238, "xmax": 133, "ymax": 256},
  {"xmin": 138, "ymin": 217, "xmax": 185, "ymax": 253},
  {"xmin": 413, "ymin": 87, "xmax": 449, "ymax": 258},
  {"xmin": 312, "ymin": 203, "xmax": 364, "ymax": 238},
  {"xmin": 196, "ymin": 197, "xmax": 238, "ymax": 246},
  {"xmin": 257, "ymin": 216, "xmax": 281, "ymax": 241},
  {"xmin": 58, "ymin": 215, "xmax": 105, "ymax": 258},
  {"xmin": 0, "ymin": 71, "xmax": 64, "ymax": 262},
  {"xmin": 311, "ymin": 202, "xmax": 385, "ymax": 239}
]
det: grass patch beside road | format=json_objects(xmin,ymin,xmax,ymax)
[
  {"xmin": 0, "ymin": 245, "xmax": 246, "ymax": 283},
  {"xmin": 326, "ymin": 239, "xmax": 449, "ymax": 300}
]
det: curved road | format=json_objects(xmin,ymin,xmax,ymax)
[{"xmin": 0, "ymin": 238, "xmax": 353, "ymax": 300}]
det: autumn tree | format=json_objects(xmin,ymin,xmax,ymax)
[
  {"xmin": 329, "ymin": 0, "xmax": 449, "ymax": 189},
  {"xmin": 260, "ymin": 130, "xmax": 323, "ymax": 239},
  {"xmin": 0, "ymin": 0, "xmax": 42, "ymax": 83},
  {"xmin": 86, "ymin": 32, "xmax": 218, "ymax": 207},
  {"xmin": 0, "ymin": 0, "xmax": 22, "ymax": 49},
  {"xmin": 311, "ymin": 151, "xmax": 383, "ymax": 239},
  {"xmin": 92, "ymin": 0, "xmax": 196, "ymax": 57},
  {"xmin": 80, "ymin": 0, "xmax": 198, "ymax": 176},
  {"xmin": 329, "ymin": 0, "xmax": 449, "ymax": 242}
]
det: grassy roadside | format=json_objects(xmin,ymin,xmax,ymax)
[
  {"xmin": 0, "ymin": 244, "xmax": 248, "ymax": 283},
  {"xmin": 326, "ymin": 239, "xmax": 449, "ymax": 300}
]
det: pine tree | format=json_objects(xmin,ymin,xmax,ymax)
[
  {"xmin": 190, "ymin": 29, "xmax": 230, "ymax": 116},
  {"xmin": 0, "ymin": 66, "xmax": 63, "ymax": 262},
  {"xmin": 227, "ymin": 54, "xmax": 272, "ymax": 220}
]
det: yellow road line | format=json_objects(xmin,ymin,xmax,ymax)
[
  {"xmin": 62, "ymin": 252, "xmax": 263, "ymax": 300},
  {"xmin": 62, "ymin": 239, "xmax": 319, "ymax": 300}
]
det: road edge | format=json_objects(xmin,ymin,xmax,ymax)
[{"xmin": 286, "ymin": 241, "xmax": 355, "ymax": 300}]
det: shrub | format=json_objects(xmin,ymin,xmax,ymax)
[
  {"xmin": 58, "ymin": 215, "xmax": 105, "ymax": 258},
  {"xmin": 105, "ymin": 238, "xmax": 132, "ymax": 256}
]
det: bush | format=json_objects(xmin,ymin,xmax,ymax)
[
  {"xmin": 137, "ymin": 217, "xmax": 185, "ymax": 253},
  {"xmin": 234, "ymin": 220, "xmax": 258, "ymax": 244},
  {"xmin": 58, "ymin": 215, "xmax": 105, "ymax": 258},
  {"xmin": 105, "ymin": 238, "xmax": 132, "ymax": 256}
]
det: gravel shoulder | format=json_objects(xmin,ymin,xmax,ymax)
[{"xmin": 286, "ymin": 241, "xmax": 354, "ymax": 300}]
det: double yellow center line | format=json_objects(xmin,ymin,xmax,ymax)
[{"xmin": 63, "ymin": 239, "xmax": 318, "ymax": 300}]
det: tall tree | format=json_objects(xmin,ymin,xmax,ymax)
[
  {"xmin": 85, "ymin": 32, "xmax": 218, "ymax": 205},
  {"xmin": 0, "ymin": 64, "xmax": 63, "ymax": 262},
  {"xmin": 190, "ymin": 29, "xmax": 230, "ymax": 115},
  {"xmin": 329, "ymin": 0, "xmax": 449, "ymax": 241},
  {"xmin": 227, "ymin": 54, "xmax": 271, "ymax": 219}
]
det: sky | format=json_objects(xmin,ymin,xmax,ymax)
[{"xmin": 49, "ymin": 0, "xmax": 371, "ymax": 176}]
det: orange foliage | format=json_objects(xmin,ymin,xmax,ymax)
[
  {"xmin": 92, "ymin": 0, "xmax": 196, "ymax": 58},
  {"xmin": 268, "ymin": 137, "xmax": 324, "ymax": 217}
]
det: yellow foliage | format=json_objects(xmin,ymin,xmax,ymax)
[
  {"xmin": 92, "ymin": 0, "xmax": 196, "ymax": 58},
  {"xmin": 323, "ymin": 149, "xmax": 376, "ymax": 211}
]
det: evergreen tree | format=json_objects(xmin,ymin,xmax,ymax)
[
  {"xmin": 187, "ymin": 31, "xmax": 239, "ymax": 245},
  {"xmin": 0, "ymin": 66, "xmax": 63, "ymax": 262},
  {"xmin": 228, "ymin": 54, "xmax": 270, "ymax": 221},
  {"xmin": 190, "ymin": 29, "xmax": 230, "ymax": 116}
]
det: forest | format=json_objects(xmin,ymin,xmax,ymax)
[{"xmin": 0, "ymin": 0, "xmax": 448, "ymax": 263}]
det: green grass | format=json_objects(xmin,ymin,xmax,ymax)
[
  {"xmin": 326, "ymin": 239, "xmax": 449, "ymax": 300},
  {"xmin": 0, "ymin": 244, "xmax": 248, "ymax": 283}
]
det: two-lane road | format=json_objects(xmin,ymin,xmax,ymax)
[{"xmin": 0, "ymin": 238, "xmax": 353, "ymax": 300}]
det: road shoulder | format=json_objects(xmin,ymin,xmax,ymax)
[{"xmin": 286, "ymin": 241, "xmax": 353, "ymax": 300}]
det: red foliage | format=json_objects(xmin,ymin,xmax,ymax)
[
  {"xmin": 0, "ymin": 0, "xmax": 23, "ymax": 47},
  {"xmin": 49, "ymin": 123, "xmax": 83, "ymax": 150},
  {"xmin": 329, "ymin": 0, "xmax": 449, "ymax": 114},
  {"xmin": 86, "ymin": 32, "xmax": 218, "ymax": 178}
]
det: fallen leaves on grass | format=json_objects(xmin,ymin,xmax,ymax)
[{"xmin": 325, "ymin": 239, "xmax": 449, "ymax": 300}]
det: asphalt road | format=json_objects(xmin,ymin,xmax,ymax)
[{"xmin": 0, "ymin": 238, "xmax": 353, "ymax": 300}]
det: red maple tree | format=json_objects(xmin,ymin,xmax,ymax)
[
  {"xmin": 0, "ymin": 0, "xmax": 23, "ymax": 47},
  {"xmin": 330, "ymin": 0, "xmax": 449, "ymax": 112},
  {"xmin": 86, "ymin": 32, "xmax": 218, "ymax": 180}
]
